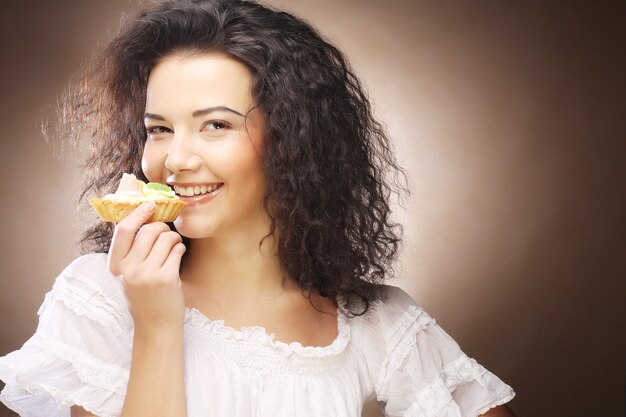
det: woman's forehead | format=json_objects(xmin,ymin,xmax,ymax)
[{"xmin": 145, "ymin": 52, "xmax": 254, "ymax": 115}]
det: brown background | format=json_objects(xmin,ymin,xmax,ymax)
[{"xmin": 1, "ymin": 1, "xmax": 625, "ymax": 416}]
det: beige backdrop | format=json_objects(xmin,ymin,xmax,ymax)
[{"xmin": 1, "ymin": 1, "xmax": 625, "ymax": 417}]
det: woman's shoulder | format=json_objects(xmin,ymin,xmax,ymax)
[
  {"xmin": 374, "ymin": 284, "xmax": 424, "ymax": 307},
  {"xmin": 44, "ymin": 252, "xmax": 129, "ymax": 323},
  {"xmin": 55, "ymin": 252, "xmax": 118, "ymax": 287},
  {"xmin": 356, "ymin": 284, "xmax": 434, "ymax": 329},
  {"xmin": 60, "ymin": 252, "xmax": 110, "ymax": 276},
  {"xmin": 350, "ymin": 285, "xmax": 516, "ymax": 415},
  {"xmin": 53, "ymin": 252, "xmax": 122, "ymax": 295},
  {"xmin": 348, "ymin": 284, "xmax": 436, "ymax": 359}
]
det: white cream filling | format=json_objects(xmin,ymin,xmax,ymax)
[{"xmin": 101, "ymin": 193, "xmax": 175, "ymax": 202}]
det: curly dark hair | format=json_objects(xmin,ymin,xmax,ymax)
[{"xmin": 52, "ymin": 0, "xmax": 410, "ymax": 316}]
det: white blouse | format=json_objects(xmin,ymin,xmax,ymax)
[{"xmin": 0, "ymin": 253, "xmax": 515, "ymax": 417}]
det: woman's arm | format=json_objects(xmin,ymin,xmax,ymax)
[
  {"xmin": 480, "ymin": 404, "xmax": 517, "ymax": 417},
  {"xmin": 71, "ymin": 406, "xmax": 97, "ymax": 417},
  {"xmin": 120, "ymin": 325, "xmax": 187, "ymax": 417},
  {"xmin": 70, "ymin": 325, "xmax": 187, "ymax": 417},
  {"xmin": 71, "ymin": 204, "xmax": 189, "ymax": 417}
]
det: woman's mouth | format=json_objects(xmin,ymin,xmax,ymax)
[{"xmin": 174, "ymin": 183, "xmax": 224, "ymax": 207}]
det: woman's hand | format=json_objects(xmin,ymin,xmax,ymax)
[{"xmin": 108, "ymin": 202, "xmax": 187, "ymax": 331}]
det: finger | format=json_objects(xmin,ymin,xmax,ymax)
[
  {"xmin": 145, "ymin": 231, "xmax": 183, "ymax": 269},
  {"xmin": 161, "ymin": 242, "xmax": 187, "ymax": 275},
  {"xmin": 109, "ymin": 202, "xmax": 156, "ymax": 271},
  {"xmin": 125, "ymin": 222, "xmax": 172, "ymax": 263}
]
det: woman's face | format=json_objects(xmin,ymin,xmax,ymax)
[{"xmin": 141, "ymin": 52, "xmax": 268, "ymax": 239}]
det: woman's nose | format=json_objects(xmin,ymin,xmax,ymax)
[{"xmin": 164, "ymin": 132, "xmax": 202, "ymax": 173}]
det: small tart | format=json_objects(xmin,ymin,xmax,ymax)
[{"xmin": 89, "ymin": 173, "xmax": 187, "ymax": 223}]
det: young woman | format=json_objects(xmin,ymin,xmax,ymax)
[{"xmin": 0, "ymin": 1, "xmax": 516, "ymax": 416}]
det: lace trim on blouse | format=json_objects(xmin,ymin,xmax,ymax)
[
  {"xmin": 184, "ymin": 307, "xmax": 354, "ymax": 376},
  {"xmin": 0, "ymin": 381, "xmax": 119, "ymax": 417},
  {"xmin": 24, "ymin": 337, "xmax": 129, "ymax": 395},
  {"xmin": 375, "ymin": 304, "xmax": 434, "ymax": 400},
  {"xmin": 403, "ymin": 356, "xmax": 492, "ymax": 417},
  {"xmin": 51, "ymin": 272, "xmax": 132, "ymax": 344},
  {"xmin": 476, "ymin": 392, "xmax": 517, "ymax": 416}
]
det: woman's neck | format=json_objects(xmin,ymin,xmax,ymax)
[{"xmin": 180, "ymin": 228, "xmax": 294, "ymax": 301}]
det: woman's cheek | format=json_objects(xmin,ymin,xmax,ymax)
[{"xmin": 141, "ymin": 142, "xmax": 166, "ymax": 182}]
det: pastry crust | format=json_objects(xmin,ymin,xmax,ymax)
[{"xmin": 90, "ymin": 198, "xmax": 187, "ymax": 223}]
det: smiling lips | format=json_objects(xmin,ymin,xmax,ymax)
[{"xmin": 171, "ymin": 183, "xmax": 224, "ymax": 207}]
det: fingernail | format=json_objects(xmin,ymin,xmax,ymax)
[{"xmin": 142, "ymin": 202, "xmax": 156, "ymax": 212}]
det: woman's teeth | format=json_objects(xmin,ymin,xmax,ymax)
[{"xmin": 174, "ymin": 184, "xmax": 221, "ymax": 196}]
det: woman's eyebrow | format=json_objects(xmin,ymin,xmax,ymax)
[
  {"xmin": 144, "ymin": 106, "xmax": 245, "ymax": 120},
  {"xmin": 144, "ymin": 113, "xmax": 166, "ymax": 121},
  {"xmin": 192, "ymin": 106, "xmax": 245, "ymax": 118}
]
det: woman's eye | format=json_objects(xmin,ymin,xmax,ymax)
[
  {"xmin": 205, "ymin": 121, "xmax": 229, "ymax": 131},
  {"xmin": 146, "ymin": 126, "xmax": 172, "ymax": 134}
]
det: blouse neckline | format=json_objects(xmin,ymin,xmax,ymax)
[{"xmin": 184, "ymin": 306, "xmax": 351, "ymax": 359}]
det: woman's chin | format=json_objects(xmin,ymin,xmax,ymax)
[{"xmin": 173, "ymin": 217, "xmax": 217, "ymax": 239}]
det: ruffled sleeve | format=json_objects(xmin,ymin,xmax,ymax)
[
  {"xmin": 0, "ymin": 253, "xmax": 133, "ymax": 417},
  {"xmin": 359, "ymin": 286, "xmax": 515, "ymax": 417}
]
